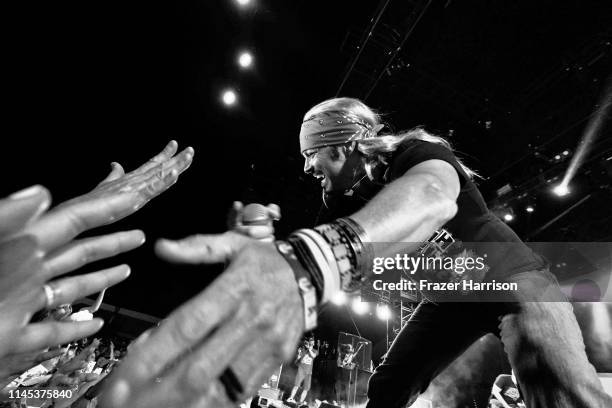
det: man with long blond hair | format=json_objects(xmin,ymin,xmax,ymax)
[{"xmin": 101, "ymin": 98, "xmax": 611, "ymax": 408}]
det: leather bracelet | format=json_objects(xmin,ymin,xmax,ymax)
[
  {"xmin": 275, "ymin": 241, "xmax": 317, "ymax": 331},
  {"xmin": 295, "ymin": 229, "xmax": 341, "ymax": 303},
  {"xmin": 287, "ymin": 235, "xmax": 325, "ymax": 301}
]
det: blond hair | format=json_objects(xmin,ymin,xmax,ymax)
[{"xmin": 304, "ymin": 97, "xmax": 478, "ymax": 180}]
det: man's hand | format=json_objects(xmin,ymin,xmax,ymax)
[{"xmin": 99, "ymin": 232, "xmax": 305, "ymax": 408}]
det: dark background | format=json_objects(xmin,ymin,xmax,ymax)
[{"xmin": 3, "ymin": 1, "xmax": 612, "ymax": 402}]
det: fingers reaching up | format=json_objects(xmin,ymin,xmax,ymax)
[{"xmin": 24, "ymin": 141, "xmax": 194, "ymax": 253}]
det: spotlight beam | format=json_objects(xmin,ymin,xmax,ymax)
[{"xmin": 560, "ymin": 76, "xmax": 612, "ymax": 189}]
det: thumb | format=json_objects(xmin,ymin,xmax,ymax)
[
  {"xmin": 266, "ymin": 203, "xmax": 281, "ymax": 221},
  {"xmin": 99, "ymin": 162, "xmax": 125, "ymax": 185},
  {"xmin": 155, "ymin": 232, "xmax": 249, "ymax": 264}
]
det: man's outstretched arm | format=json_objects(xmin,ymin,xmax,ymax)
[
  {"xmin": 353, "ymin": 159, "xmax": 460, "ymax": 248},
  {"xmin": 99, "ymin": 159, "xmax": 461, "ymax": 408}
]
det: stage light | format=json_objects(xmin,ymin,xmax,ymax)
[
  {"xmin": 331, "ymin": 291, "xmax": 347, "ymax": 306},
  {"xmin": 376, "ymin": 304, "xmax": 391, "ymax": 320},
  {"xmin": 352, "ymin": 298, "xmax": 369, "ymax": 315},
  {"xmin": 552, "ymin": 183, "xmax": 570, "ymax": 197},
  {"xmin": 525, "ymin": 205, "xmax": 534, "ymax": 213},
  {"xmin": 221, "ymin": 89, "xmax": 237, "ymax": 106},
  {"xmin": 237, "ymin": 51, "xmax": 253, "ymax": 68},
  {"xmin": 562, "ymin": 150, "xmax": 570, "ymax": 156},
  {"xmin": 235, "ymin": 0, "xmax": 251, "ymax": 6},
  {"xmin": 492, "ymin": 205, "xmax": 515, "ymax": 222}
]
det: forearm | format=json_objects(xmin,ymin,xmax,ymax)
[
  {"xmin": 351, "ymin": 172, "xmax": 457, "ymax": 254},
  {"xmin": 280, "ymin": 172, "xmax": 458, "ymax": 301},
  {"xmin": 275, "ymin": 166, "xmax": 459, "ymax": 313}
]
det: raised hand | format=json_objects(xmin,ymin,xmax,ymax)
[
  {"xmin": 24, "ymin": 140, "xmax": 194, "ymax": 251},
  {"xmin": 0, "ymin": 141, "xmax": 194, "ymax": 359},
  {"xmin": 99, "ymin": 232, "xmax": 304, "ymax": 408},
  {"xmin": 0, "ymin": 191, "xmax": 134, "ymax": 357}
]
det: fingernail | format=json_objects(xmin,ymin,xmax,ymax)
[
  {"xmin": 134, "ymin": 230, "xmax": 146, "ymax": 245},
  {"xmin": 10, "ymin": 185, "xmax": 44, "ymax": 200},
  {"xmin": 35, "ymin": 197, "xmax": 51, "ymax": 219}
]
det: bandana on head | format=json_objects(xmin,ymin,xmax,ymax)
[{"xmin": 299, "ymin": 110, "xmax": 384, "ymax": 153}]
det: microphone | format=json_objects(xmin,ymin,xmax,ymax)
[
  {"xmin": 237, "ymin": 203, "xmax": 280, "ymax": 242},
  {"xmin": 242, "ymin": 203, "xmax": 272, "ymax": 226}
]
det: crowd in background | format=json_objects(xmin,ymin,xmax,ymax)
[{"xmin": 1, "ymin": 335, "xmax": 130, "ymax": 408}]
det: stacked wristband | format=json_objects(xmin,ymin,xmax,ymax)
[
  {"xmin": 287, "ymin": 235, "xmax": 325, "ymax": 301},
  {"xmin": 277, "ymin": 218, "xmax": 373, "ymax": 318},
  {"xmin": 293, "ymin": 229, "xmax": 341, "ymax": 303},
  {"xmin": 274, "ymin": 241, "xmax": 318, "ymax": 331},
  {"xmin": 276, "ymin": 217, "xmax": 372, "ymax": 330},
  {"xmin": 336, "ymin": 217, "xmax": 374, "ymax": 275},
  {"xmin": 314, "ymin": 218, "xmax": 373, "ymax": 292}
]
